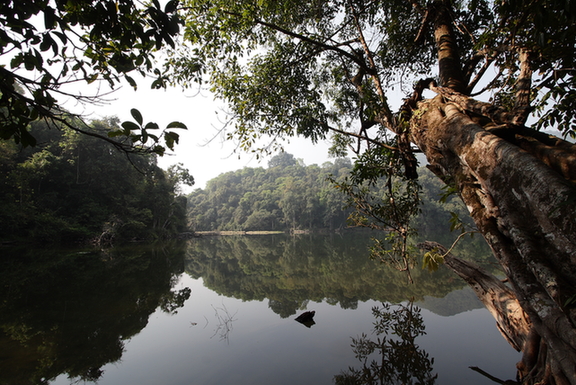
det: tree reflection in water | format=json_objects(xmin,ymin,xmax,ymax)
[
  {"xmin": 209, "ymin": 302, "xmax": 238, "ymax": 343},
  {"xmin": 335, "ymin": 302, "xmax": 437, "ymax": 385},
  {"xmin": 185, "ymin": 233, "xmax": 490, "ymax": 320},
  {"xmin": 0, "ymin": 242, "xmax": 190, "ymax": 385}
]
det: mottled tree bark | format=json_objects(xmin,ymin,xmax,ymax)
[
  {"xmin": 411, "ymin": 97, "xmax": 576, "ymax": 384},
  {"xmin": 402, "ymin": 2, "xmax": 576, "ymax": 382}
]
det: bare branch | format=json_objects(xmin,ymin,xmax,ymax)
[
  {"xmin": 326, "ymin": 125, "xmax": 399, "ymax": 152},
  {"xmin": 220, "ymin": 10, "xmax": 370, "ymax": 73}
]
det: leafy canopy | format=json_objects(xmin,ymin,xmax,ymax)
[
  {"xmin": 0, "ymin": 0, "xmax": 189, "ymax": 153},
  {"xmin": 175, "ymin": 0, "xmax": 576, "ymax": 148}
]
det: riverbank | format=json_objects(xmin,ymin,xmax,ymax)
[{"xmin": 195, "ymin": 230, "xmax": 286, "ymax": 236}]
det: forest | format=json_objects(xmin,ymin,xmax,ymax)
[
  {"xmin": 0, "ymin": 124, "xmax": 466, "ymax": 244},
  {"xmin": 187, "ymin": 152, "xmax": 470, "ymax": 238},
  {"xmin": 0, "ymin": 118, "xmax": 193, "ymax": 245},
  {"xmin": 2, "ymin": 1, "xmax": 576, "ymax": 382}
]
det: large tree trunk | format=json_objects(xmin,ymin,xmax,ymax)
[
  {"xmin": 411, "ymin": 95, "xmax": 576, "ymax": 384},
  {"xmin": 400, "ymin": 2, "xmax": 576, "ymax": 382}
]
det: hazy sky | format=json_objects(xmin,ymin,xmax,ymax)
[{"xmin": 79, "ymin": 80, "xmax": 333, "ymax": 191}]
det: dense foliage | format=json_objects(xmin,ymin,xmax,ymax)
[
  {"xmin": 188, "ymin": 153, "xmax": 351, "ymax": 231},
  {"xmin": 0, "ymin": 0, "xmax": 188, "ymax": 154},
  {"xmin": 188, "ymin": 152, "xmax": 470, "ymax": 236},
  {"xmin": 0, "ymin": 118, "xmax": 192, "ymax": 244},
  {"xmin": 176, "ymin": 0, "xmax": 576, "ymax": 143}
]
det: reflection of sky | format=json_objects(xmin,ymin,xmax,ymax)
[
  {"xmin": 53, "ymin": 274, "xmax": 520, "ymax": 385},
  {"xmin": 421, "ymin": 307, "xmax": 520, "ymax": 384}
]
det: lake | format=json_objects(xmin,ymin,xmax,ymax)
[{"xmin": 0, "ymin": 233, "xmax": 520, "ymax": 385}]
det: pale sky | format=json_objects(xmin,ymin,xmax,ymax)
[
  {"xmin": 6, "ymin": 13, "xmax": 395, "ymax": 192},
  {"xmin": 78, "ymin": 81, "xmax": 333, "ymax": 191},
  {"xmin": 18, "ymin": 8, "xmax": 328, "ymax": 191}
]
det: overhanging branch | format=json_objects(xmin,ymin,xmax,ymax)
[{"xmin": 220, "ymin": 10, "xmax": 370, "ymax": 72}]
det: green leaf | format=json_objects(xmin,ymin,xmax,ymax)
[
  {"xmin": 126, "ymin": 75, "xmax": 137, "ymax": 90},
  {"xmin": 53, "ymin": 31, "xmax": 67, "ymax": 44},
  {"xmin": 130, "ymin": 108, "xmax": 143, "ymax": 125},
  {"xmin": 40, "ymin": 33, "xmax": 55, "ymax": 52},
  {"xmin": 10, "ymin": 54, "xmax": 23, "ymax": 68},
  {"xmin": 29, "ymin": 108, "xmax": 39, "ymax": 121},
  {"xmin": 422, "ymin": 250, "xmax": 444, "ymax": 272},
  {"xmin": 86, "ymin": 73, "xmax": 99, "ymax": 84},
  {"xmin": 151, "ymin": 79, "xmax": 164, "ymax": 89},
  {"xmin": 167, "ymin": 121, "xmax": 188, "ymax": 129},
  {"xmin": 20, "ymin": 128, "xmax": 37, "ymax": 147},
  {"xmin": 164, "ymin": 131, "xmax": 179, "ymax": 150},
  {"xmin": 565, "ymin": 294, "xmax": 576, "ymax": 308},
  {"xmin": 144, "ymin": 122, "xmax": 159, "ymax": 129},
  {"xmin": 165, "ymin": 0, "xmax": 177, "ymax": 14},
  {"xmin": 153, "ymin": 145, "xmax": 166, "ymax": 156},
  {"xmin": 44, "ymin": 6, "xmax": 57, "ymax": 29},
  {"xmin": 121, "ymin": 121, "xmax": 140, "ymax": 132}
]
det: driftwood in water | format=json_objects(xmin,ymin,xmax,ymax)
[
  {"xmin": 445, "ymin": 251, "xmax": 530, "ymax": 350},
  {"xmin": 295, "ymin": 311, "xmax": 316, "ymax": 328}
]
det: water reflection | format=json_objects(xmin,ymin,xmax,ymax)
[
  {"xmin": 184, "ymin": 233, "xmax": 485, "ymax": 318},
  {"xmin": 0, "ymin": 242, "xmax": 189, "ymax": 385},
  {"xmin": 334, "ymin": 302, "xmax": 436, "ymax": 385},
  {"xmin": 0, "ymin": 233, "xmax": 508, "ymax": 385}
]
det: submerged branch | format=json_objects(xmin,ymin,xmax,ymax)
[{"xmin": 469, "ymin": 366, "xmax": 518, "ymax": 384}]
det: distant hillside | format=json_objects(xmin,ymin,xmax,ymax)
[
  {"xmin": 187, "ymin": 153, "xmax": 473, "ymax": 238},
  {"xmin": 187, "ymin": 153, "xmax": 353, "ymax": 231}
]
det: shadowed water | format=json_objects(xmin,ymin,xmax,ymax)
[{"xmin": 0, "ymin": 233, "xmax": 520, "ymax": 385}]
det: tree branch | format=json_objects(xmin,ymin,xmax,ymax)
[
  {"xmin": 348, "ymin": 1, "xmax": 395, "ymax": 129},
  {"xmin": 513, "ymin": 49, "xmax": 533, "ymax": 125},
  {"xmin": 221, "ymin": 10, "xmax": 370, "ymax": 72},
  {"xmin": 324, "ymin": 123, "xmax": 399, "ymax": 152}
]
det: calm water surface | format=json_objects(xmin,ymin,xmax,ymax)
[{"xmin": 0, "ymin": 234, "xmax": 520, "ymax": 385}]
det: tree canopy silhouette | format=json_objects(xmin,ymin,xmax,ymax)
[{"xmin": 1, "ymin": 0, "xmax": 188, "ymax": 154}]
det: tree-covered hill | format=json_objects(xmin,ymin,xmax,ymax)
[
  {"xmin": 187, "ymin": 152, "xmax": 470, "ymax": 236},
  {"xmin": 188, "ymin": 153, "xmax": 353, "ymax": 231},
  {"xmin": 0, "ymin": 118, "xmax": 193, "ymax": 245}
]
